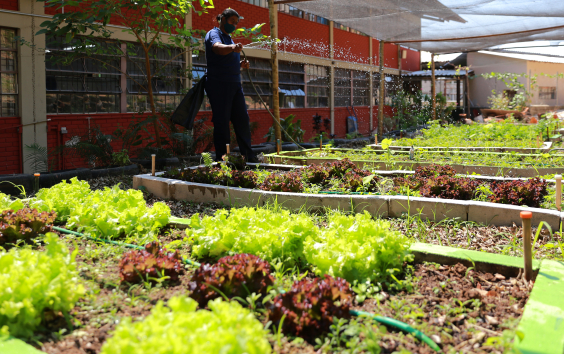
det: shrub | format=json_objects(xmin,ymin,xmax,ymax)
[
  {"xmin": 119, "ymin": 242, "xmax": 183, "ymax": 283},
  {"xmin": 303, "ymin": 212, "xmax": 412, "ymax": 283},
  {"xmin": 0, "ymin": 208, "xmax": 57, "ymax": 245},
  {"xmin": 414, "ymin": 164, "xmax": 457, "ymax": 179},
  {"xmin": 259, "ymin": 172, "xmax": 304, "ymax": 193},
  {"xmin": 267, "ymin": 275, "xmax": 352, "ymax": 342},
  {"xmin": 188, "ymin": 254, "xmax": 274, "ymax": 307},
  {"xmin": 488, "ymin": 177, "xmax": 548, "ymax": 208},
  {"xmin": 186, "ymin": 208, "xmax": 318, "ymax": 267},
  {"xmin": 420, "ymin": 175, "xmax": 482, "ymax": 200},
  {"xmin": 0, "ymin": 233, "xmax": 85, "ymax": 339},
  {"xmin": 101, "ymin": 296, "xmax": 271, "ymax": 354},
  {"xmin": 0, "ymin": 193, "xmax": 24, "ymax": 212}
]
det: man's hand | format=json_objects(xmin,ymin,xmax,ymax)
[
  {"xmin": 232, "ymin": 43, "xmax": 243, "ymax": 53},
  {"xmin": 240, "ymin": 60, "xmax": 250, "ymax": 69}
]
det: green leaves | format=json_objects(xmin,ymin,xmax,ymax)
[
  {"xmin": 0, "ymin": 233, "xmax": 85, "ymax": 339},
  {"xmin": 31, "ymin": 178, "xmax": 170, "ymax": 243},
  {"xmin": 0, "ymin": 208, "xmax": 57, "ymax": 245},
  {"xmin": 187, "ymin": 208, "xmax": 412, "ymax": 284},
  {"xmin": 100, "ymin": 296, "xmax": 271, "ymax": 354},
  {"xmin": 0, "ymin": 193, "xmax": 24, "ymax": 213}
]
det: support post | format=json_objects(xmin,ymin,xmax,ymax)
[
  {"xmin": 431, "ymin": 53, "xmax": 436, "ymax": 121},
  {"xmin": 378, "ymin": 40, "xmax": 385, "ymax": 137},
  {"xmin": 329, "ymin": 20, "xmax": 335, "ymax": 136},
  {"xmin": 456, "ymin": 78, "xmax": 461, "ymax": 107},
  {"xmin": 520, "ymin": 211, "xmax": 533, "ymax": 282},
  {"xmin": 369, "ymin": 38, "xmax": 374, "ymax": 132},
  {"xmin": 269, "ymin": 0, "xmax": 282, "ymax": 143}
]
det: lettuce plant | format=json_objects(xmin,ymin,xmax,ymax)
[
  {"xmin": 304, "ymin": 212, "xmax": 412, "ymax": 283},
  {"xmin": 259, "ymin": 172, "xmax": 304, "ymax": 193},
  {"xmin": 186, "ymin": 208, "xmax": 317, "ymax": 267},
  {"xmin": 31, "ymin": 178, "xmax": 170, "ymax": 243},
  {"xmin": 189, "ymin": 253, "xmax": 274, "ymax": 307},
  {"xmin": 119, "ymin": 241, "xmax": 183, "ymax": 283},
  {"xmin": 0, "ymin": 192, "xmax": 24, "ymax": 212},
  {"xmin": 101, "ymin": 296, "xmax": 271, "ymax": 354},
  {"xmin": 0, "ymin": 233, "xmax": 85, "ymax": 339},
  {"xmin": 267, "ymin": 275, "xmax": 352, "ymax": 342},
  {"xmin": 488, "ymin": 177, "xmax": 548, "ymax": 208},
  {"xmin": 0, "ymin": 208, "xmax": 57, "ymax": 245},
  {"xmin": 420, "ymin": 175, "xmax": 482, "ymax": 200}
]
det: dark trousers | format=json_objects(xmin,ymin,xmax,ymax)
[{"xmin": 206, "ymin": 79, "xmax": 254, "ymax": 161}]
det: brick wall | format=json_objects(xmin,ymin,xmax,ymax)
[
  {"xmin": 278, "ymin": 13, "xmax": 329, "ymax": 57},
  {"xmin": 334, "ymin": 29, "xmax": 370, "ymax": 63},
  {"xmin": 384, "ymin": 42, "xmax": 399, "ymax": 69},
  {"xmin": 0, "ymin": 117, "xmax": 21, "ymax": 174},
  {"xmin": 0, "ymin": 0, "xmax": 18, "ymax": 11}
]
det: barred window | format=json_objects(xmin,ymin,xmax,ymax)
[
  {"xmin": 539, "ymin": 86, "xmax": 556, "ymax": 100},
  {"xmin": 242, "ymin": 58, "xmax": 272, "ymax": 110},
  {"xmin": 334, "ymin": 68, "xmax": 351, "ymax": 107},
  {"xmin": 279, "ymin": 61, "xmax": 305, "ymax": 109},
  {"xmin": 306, "ymin": 64, "xmax": 329, "ymax": 108},
  {"xmin": 352, "ymin": 70, "xmax": 370, "ymax": 106},
  {"xmin": 1, "ymin": 28, "xmax": 18, "ymax": 117}
]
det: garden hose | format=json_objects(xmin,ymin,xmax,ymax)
[
  {"xmin": 52, "ymin": 225, "xmax": 439, "ymax": 352},
  {"xmin": 241, "ymin": 50, "xmax": 306, "ymax": 151},
  {"xmin": 350, "ymin": 310, "xmax": 441, "ymax": 352},
  {"xmin": 52, "ymin": 226, "xmax": 201, "ymax": 267}
]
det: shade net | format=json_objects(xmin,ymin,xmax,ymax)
[{"xmin": 285, "ymin": 0, "xmax": 564, "ymax": 53}]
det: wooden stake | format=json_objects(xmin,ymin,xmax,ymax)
[
  {"xmin": 226, "ymin": 144, "xmax": 230, "ymax": 154},
  {"xmin": 556, "ymin": 175, "xmax": 562, "ymax": 212},
  {"xmin": 431, "ymin": 53, "xmax": 436, "ymax": 121},
  {"xmin": 319, "ymin": 134, "xmax": 322, "ymax": 150},
  {"xmin": 374, "ymin": 134, "xmax": 378, "ymax": 145},
  {"xmin": 520, "ymin": 211, "xmax": 533, "ymax": 282},
  {"xmin": 151, "ymin": 154, "xmax": 156, "ymax": 176},
  {"xmin": 276, "ymin": 139, "xmax": 281, "ymax": 154},
  {"xmin": 34, "ymin": 173, "xmax": 40, "ymax": 193}
]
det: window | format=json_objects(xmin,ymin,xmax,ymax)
[
  {"xmin": 334, "ymin": 68, "xmax": 351, "ymax": 107},
  {"xmin": 191, "ymin": 51, "xmax": 211, "ymax": 111},
  {"xmin": 306, "ymin": 64, "xmax": 329, "ymax": 108},
  {"xmin": 126, "ymin": 43, "xmax": 185, "ymax": 113},
  {"xmin": 279, "ymin": 61, "xmax": 305, "ymax": 108},
  {"xmin": 373, "ymin": 73, "xmax": 401, "ymax": 105},
  {"xmin": 45, "ymin": 37, "xmax": 121, "ymax": 114},
  {"xmin": 539, "ymin": 86, "xmax": 556, "ymax": 100},
  {"xmin": 1, "ymin": 28, "xmax": 18, "ymax": 117},
  {"xmin": 242, "ymin": 58, "xmax": 272, "ymax": 110},
  {"xmin": 352, "ymin": 70, "xmax": 369, "ymax": 106}
]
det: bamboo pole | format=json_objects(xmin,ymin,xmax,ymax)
[
  {"xmin": 431, "ymin": 53, "xmax": 436, "ymax": 121},
  {"xmin": 269, "ymin": 0, "xmax": 282, "ymax": 144},
  {"xmin": 520, "ymin": 211, "xmax": 533, "ymax": 282},
  {"xmin": 151, "ymin": 154, "xmax": 156, "ymax": 176},
  {"xmin": 378, "ymin": 40, "xmax": 385, "ymax": 137}
]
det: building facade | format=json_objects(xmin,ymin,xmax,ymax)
[{"xmin": 0, "ymin": 0, "xmax": 420, "ymax": 174}]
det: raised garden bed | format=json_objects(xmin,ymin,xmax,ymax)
[
  {"xmin": 135, "ymin": 161, "xmax": 563, "ymax": 230},
  {"xmin": 1, "ymin": 180, "xmax": 563, "ymax": 353},
  {"xmin": 266, "ymin": 148, "xmax": 564, "ymax": 178}
]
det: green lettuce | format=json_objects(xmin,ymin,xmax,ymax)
[
  {"xmin": 0, "ymin": 233, "xmax": 85, "ymax": 339},
  {"xmin": 101, "ymin": 296, "xmax": 271, "ymax": 354},
  {"xmin": 0, "ymin": 192, "xmax": 24, "ymax": 212}
]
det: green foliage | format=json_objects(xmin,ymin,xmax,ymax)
[
  {"xmin": 303, "ymin": 212, "xmax": 412, "ymax": 283},
  {"xmin": 0, "ymin": 233, "xmax": 85, "ymax": 339},
  {"xmin": 187, "ymin": 208, "xmax": 317, "ymax": 267},
  {"xmin": 100, "ymin": 296, "xmax": 271, "ymax": 354},
  {"xmin": 0, "ymin": 193, "xmax": 24, "ymax": 212},
  {"xmin": 187, "ymin": 208, "xmax": 412, "ymax": 284},
  {"xmin": 264, "ymin": 114, "xmax": 305, "ymax": 143},
  {"xmin": 119, "ymin": 241, "xmax": 183, "ymax": 283},
  {"xmin": 31, "ymin": 178, "xmax": 170, "ymax": 243},
  {"xmin": 24, "ymin": 143, "xmax": 53, "ymax": 173},
  {"xmin": 0, "ymin": 208, "xmax": 57, "ymax": 245},
  {"xmin": 111, "ymin": 149, "xmax": 131, "ymax": 167}
]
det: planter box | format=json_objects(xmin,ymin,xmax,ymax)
[
  {"xmin": 135, "ymin": 170, "xmax": 563, "ymax": 230},
  {"xmin": 366, "ymin": 143, "xmax": 552, "ymax": 154}
]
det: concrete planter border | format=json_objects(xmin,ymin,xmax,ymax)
[
  {"xmin": 265, "ymin": 149, "xmax": 564, "ymax": 178},
  {"xmin": 366, "ymin": 143, "xmax": 553, "ymax": 154},
  {"xmin": 134, "ymin": 172, "xmax": 563, "ymax": 230}
]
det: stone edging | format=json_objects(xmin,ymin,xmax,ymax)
[
  {"xmin": 366, "ymin": 142, "xmax": 553, "ymax": 153},
  {"xmin": 134, "ymin": 173, "xmax": 563, "ymax": 230}
]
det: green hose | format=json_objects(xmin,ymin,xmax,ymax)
[
  {"xmin": 350, "ymin": 310, "xmax": 441, "ymax": 352},
  {"xmin": 52, "ymin": 226, "xmax": 438, "ymax": 351},
  {"xmin": 52, "ymin": 226, "xmax": 201, "ymax": 267}
]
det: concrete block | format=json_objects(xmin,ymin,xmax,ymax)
[
  {"xmin": 169, "ymin": 180, "xmax": 228, "ymax": 204},
  {"xmin": 133, "ymin": 174, "xmax": 170, "ymax": 199},
  {"xmin": 388, "ymin": 196, "xmax": 468, "ymax": 222},
  {"xmin": 467, "ymin": 201, "xmax": 561, "ymax": 230}
]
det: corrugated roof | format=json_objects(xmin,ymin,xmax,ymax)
[
  {"xmin": 405, "ymin": 70, "xmax": 471, "ymax": 77},
  {"xmin": 478, "ymin": 50, "xmax": 564, "ymax": 64}
]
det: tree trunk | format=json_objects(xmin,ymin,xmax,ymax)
[{"xmin": 144, "ymin": 48, "xmax": 162, "ymax": 148}]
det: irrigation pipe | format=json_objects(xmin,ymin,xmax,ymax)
[
  {"xmin": 52, "ymin": 226, "xmax": 201, "ymax": 267},
  {"xmin": 52, "ymin": 225, "xmax": 439, "ymax": 351},
  {"xmin": 241, "ymin": 50, "xmax": 306, "ymax": 151}
]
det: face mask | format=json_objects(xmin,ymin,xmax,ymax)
[{"xmin": 223, "ymin": 21, "xmax": 236, "ymax": 34}]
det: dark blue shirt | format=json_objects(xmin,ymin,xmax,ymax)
[{"xmin": 205, "ymin": 27, "xmax": 241, "ymax": 82}]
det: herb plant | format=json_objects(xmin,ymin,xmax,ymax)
[
  {"xmin": 100, "ymin": 296, "xmax": 271, "ymax": 354},
  {"xmin": 0, "ymin": 233, "xmax": 85, "ymax": 339},
  {"xmin": 188, "ymin": 253, "xmax": 274, "ymax": 308}
]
